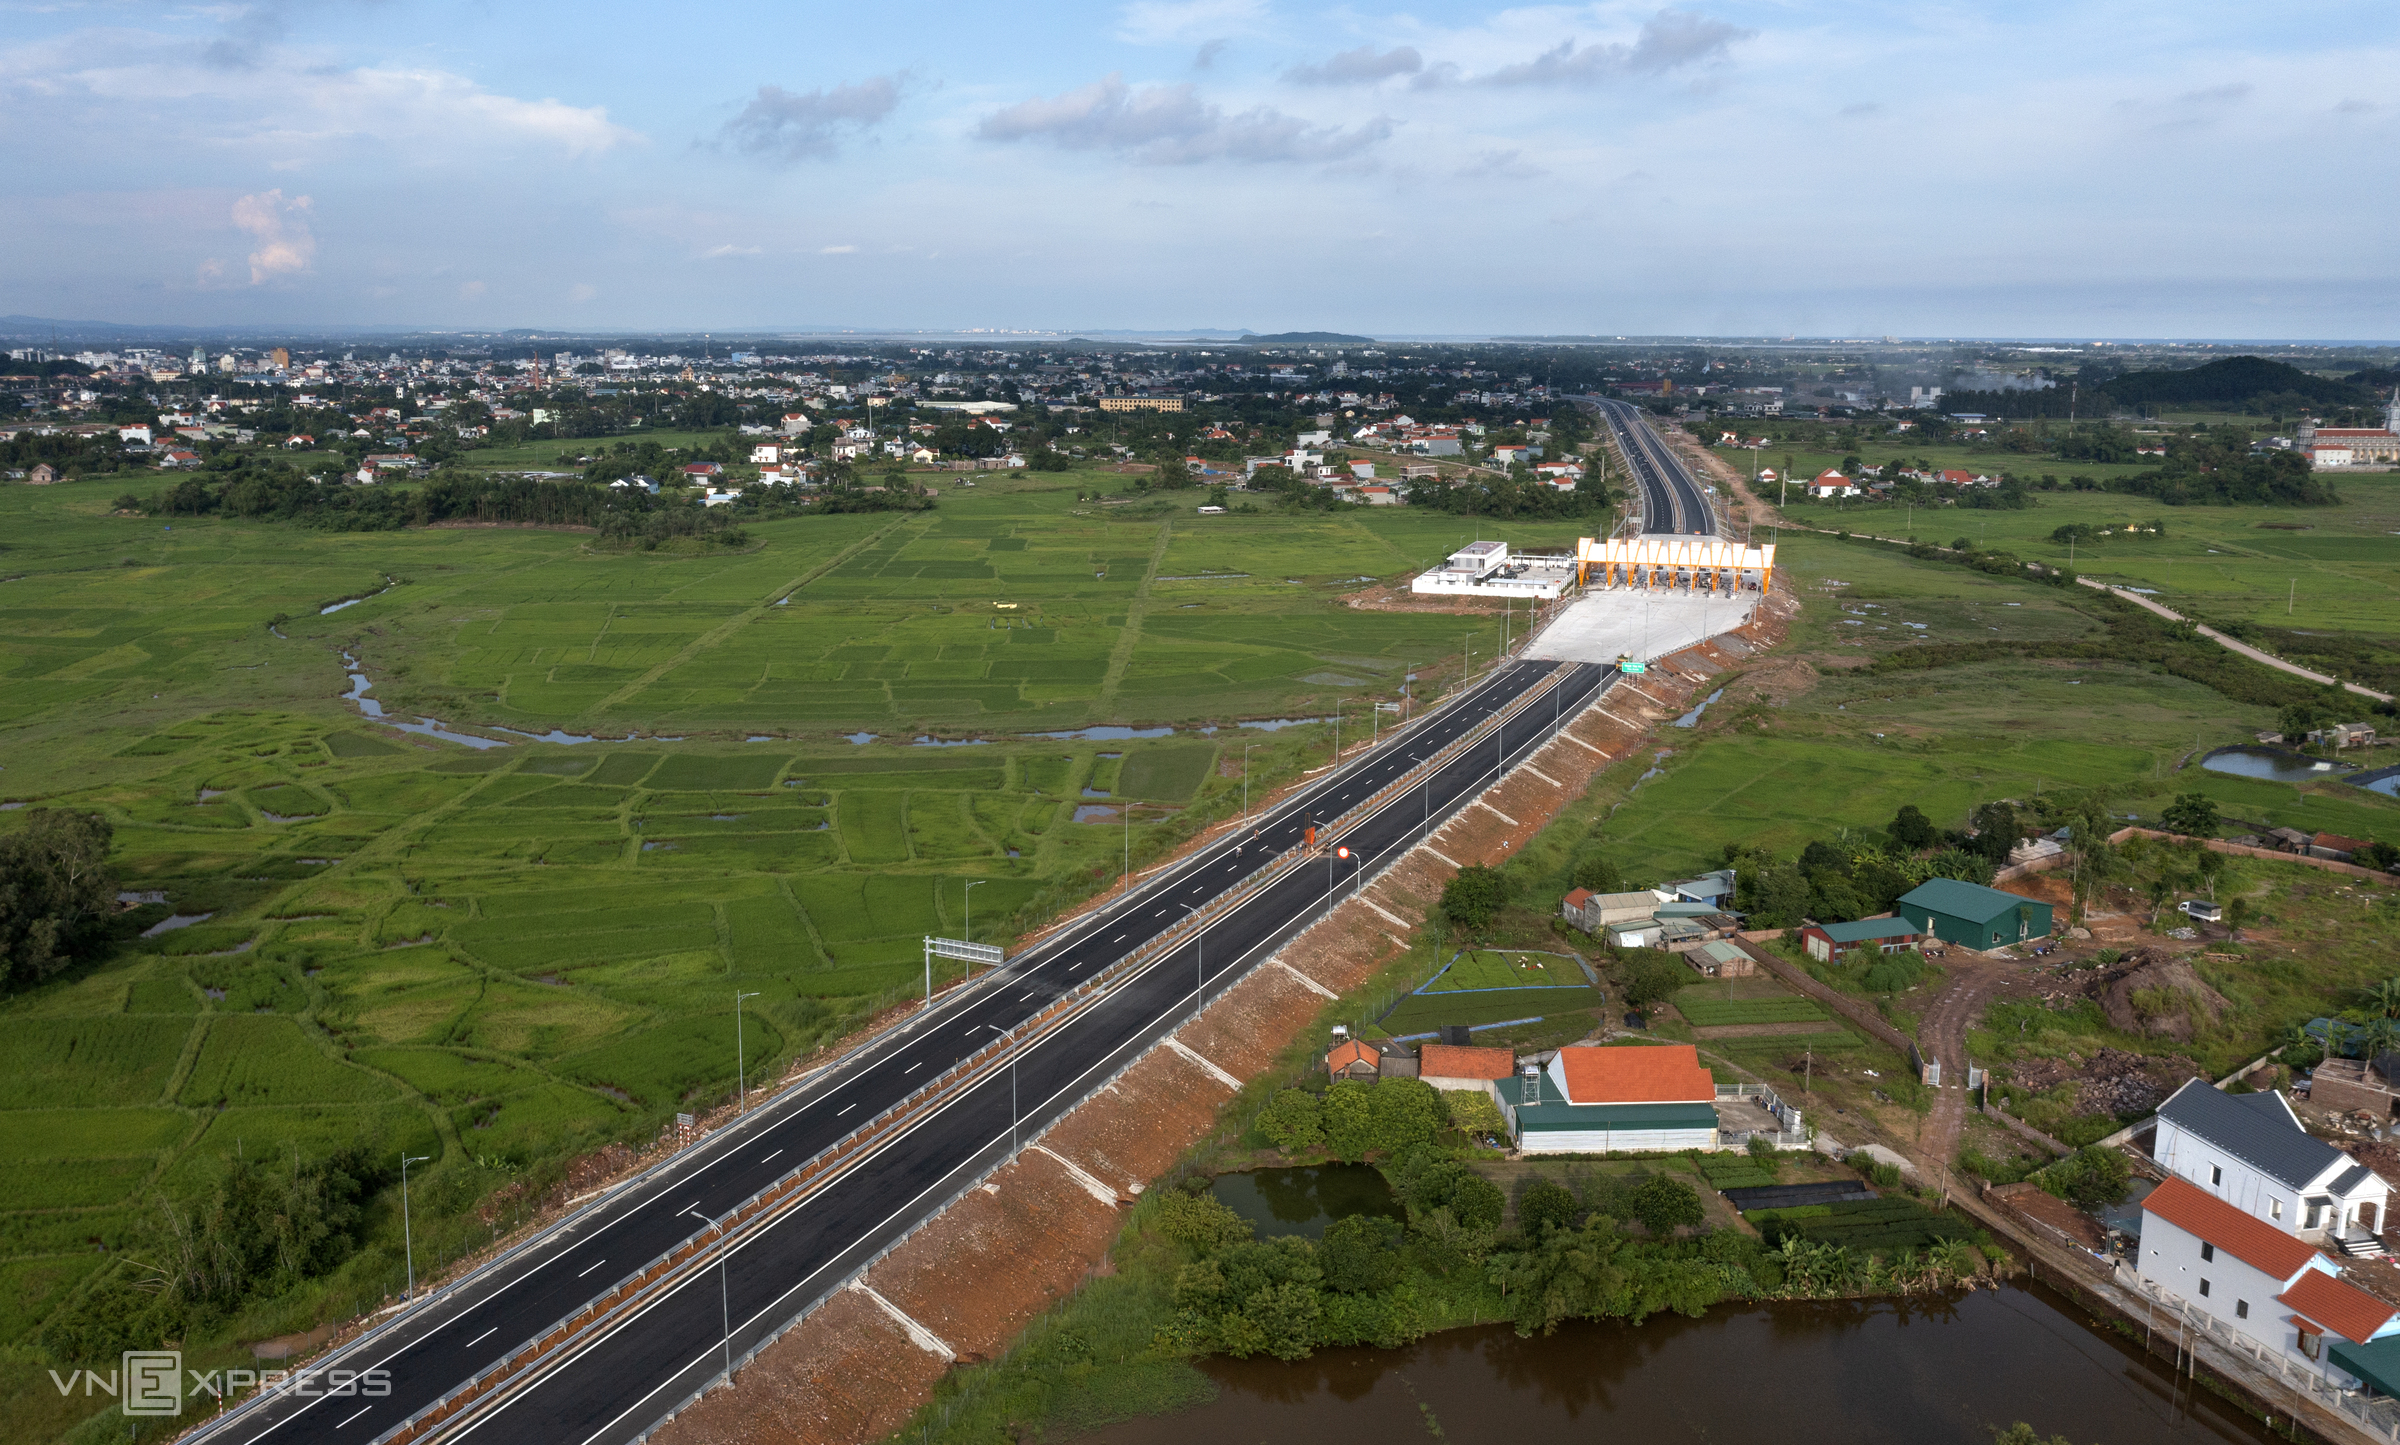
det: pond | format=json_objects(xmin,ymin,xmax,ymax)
[
  {"xmin": 1206, "ymin": 1164, "xmax": 1401, "ymax": 1241},
  {"xmin": 2201, "ymin": 746, "xmax": 2352, "ymax": 784},
  {"xmin": 1084, "ymin": 1279, "xmax": 2268, "ymax": 1445}
]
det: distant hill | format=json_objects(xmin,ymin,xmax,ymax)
[
  {"xmin": 2099, "ymin": 355, "xmax": 2361, "ymax": 409},
  {"xmin": 1239, "ymin": 331, "xmax": 1374, "ymax": 344},
  {"xmin": 2345, "ymin": 367, "xmax": 2399, "ymax": 391}
]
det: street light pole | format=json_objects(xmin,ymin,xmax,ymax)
[
  {"xmin": 964, "ymin": 879, "xmax": 985, "ymax": 942},
  {"xmin": 734, "ymin": 990, "xmax": 760, "ymax": 1115},
  {"xmin": 401, "ymin": 1152, "xmax": 431, "ymax": 1300},
  {"xmin": 684, "ymin": 1206, "xmax": 734, "ymax": 1390},
  {"xmin": 1175, "ymin": 904, "xmax": 1204, "ymax": 1020},
  {"xmin": 1242, "ymin": 742, "xmax": 1256, "ymax": 817},
  {"xmin": 983, "ymin": 1024, "xmax": 1018, "ymax": 1157}
]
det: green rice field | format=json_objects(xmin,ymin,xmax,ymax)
[{"xmin": 0, "ymin": 466, "xmax": 1625, "ymax": 1435}]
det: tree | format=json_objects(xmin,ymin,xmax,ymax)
[
  {"xmin": 1440, "ymin": 865, "xmax": 1508, "ymax": 931},
  {"xmin": 1365, "ymin": 1077, "xmax": 1448, "ymax": 1154},
  {"xmin": 1620, "ymin": 948, "xmax": 1690, "ymax": 1010},
  {"xmin": 1319, "ymin": 1214, "xmax": 1405, "ymax": 1294},
  {"xmin": 0, "ymin": 808, "xmax": 117, "ymax": 989},
  {"xmin": 1888, "ymin": 804, "xmax": 1938, "ymax": 851},
  {"xmin": 1258, "ymin": 1088, "xmax": 1325, "ymax": 1153},
  {"xmin": 1322, "ymin": 1079, "xmax": 1375, "ymax": 1160},
  {"xmin": 1443, "ymin": 1088, "xmax": 1507, "ymax": 1137},
  {"xmin": 2160, "ymin": 792, "xmax": 2220, "ymax": 838},
  {"xmin": 2282, "ymin": 701, "xmax": 2325, "ymax": 744},
  {"xmin": 1798, "ymin": 839, "xmax": 1850, "ymax": 878}
]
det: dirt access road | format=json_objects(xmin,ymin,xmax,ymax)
[{"xmin": 1916, "ymin": 952, "xmax": 2048, "ymax": 1166}]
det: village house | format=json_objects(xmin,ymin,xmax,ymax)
[
  {"xmin": 1559, "ymin": 887, "xmax": 1666, "ymax": 935},
  {"xmin": 1807, "ymin": 470, "xmax": 1859, "ymax": 499},
  {"xmin": 1419, "ymin": 1043, "xmax": 1516, "ymax": 1102},
  {"xmin": 1799, "ymin": 917, "xmax": 1925, "ymax": 961},
  {"xmin": 2138, "ymin": 1175, "xmax": 2400, "ymax": 1390},
  {"xmin": 1507, "ymin": 1043, "xmax": 1720, "ymax": 1154},
  {"xmin": 2152, "ymin": 1079, "xmax": 2389, "ymax": 1247},
  {"xmin": 2312, "ymin": 833, "xmax": 2371, "ymax": 863}
]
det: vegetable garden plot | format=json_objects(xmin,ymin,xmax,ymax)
[
  {"xmin": 1751, "ymin": 1197, "xmax": 1976, "ymax": 1252},
  {"xmin": 1674, "ymin": 995, "xmax": 1830, "ymax": 1027}
]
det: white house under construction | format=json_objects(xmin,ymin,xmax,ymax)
[{"xmin": 1409, "ymin": 541, "xmax": 1579, "ymax": 599}]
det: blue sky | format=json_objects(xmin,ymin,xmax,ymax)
[{"xmin": 3, "ymin": 0, "xmax": 2395, "ymax": 338}]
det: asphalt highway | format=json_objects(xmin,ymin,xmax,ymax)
[
  {"xmin": 1573, "ymin": 396, "xmax": 1716, "ymax": 536},
  {"xmin": 200, "ymin": 654, "xmax": 1618, "ymax": 1445}
]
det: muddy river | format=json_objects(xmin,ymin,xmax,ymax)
[{"xmin": 1084, "ymin": 1278, "xmax": 2272, "ymax": 1445}]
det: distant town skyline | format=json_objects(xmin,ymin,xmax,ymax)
[{"xmin": 3, "ymin": 1, "xmax": 2395, "ymax": 339}]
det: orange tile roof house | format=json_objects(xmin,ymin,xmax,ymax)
[
  {"xmin": 1326, "ymin": 1038, "xmax": 1381, "ymax": 1080},
  {"xmin": 1420, "ymin": 1044, "xmax": 1516, "ymax": 1099},
  {"xmin": 1507, "ymin": 1044, "xmax": 1720, "ymax": 1154}
]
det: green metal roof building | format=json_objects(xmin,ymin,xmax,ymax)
[
  {"xmin": 1897, "ymin": 878, "xmax": 2053, "ymax": 949},
  {"xmin": 1510, "ymin": 1068, "xmax": 1722, "ymax": 1154}
]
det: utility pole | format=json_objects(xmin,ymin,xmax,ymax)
[{"xmin": 1242, "ymin": 741, "xmax": 1256, "ymax": 817}]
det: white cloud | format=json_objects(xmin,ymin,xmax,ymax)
[
  {"xmin": 229, "ymin": 187, "xmax": 312, "ymax": 283},
  {"xmin": 0, "ymin": 31, "xmax": 638, "ymax": 161},
  {"xmin": 821, "ymin": 244, "xmax": 859, "ymax": 254},
  {"xmin": 1284, "ymin": 45, "xmax": 1422, "ymax": 86},
  {"xmin": 719, "ymin": 76, "xmax": 903, "ymax": 163},
  {"xmin": 1482, "ymin": 8, "xmax": 1753, "ymax": 87},
  {"xmin": 1115, "ymin": 0, "xmax": 1266, "ymax": 46},
  {"xmin": 978, "ymin": 74, "xmax": 1389, "ymax": 164}
]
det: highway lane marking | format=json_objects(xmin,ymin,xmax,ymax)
[
  {"xmin": 467, "ymin": 1326, "xmax": 497, "ymax": 1346},
  {"xmin": 837, "ymin": 1100, "xmax": 857, "ymax": 1114},
  {"xmin": 1018, "ymin": 990, "xmax": 1036, "ymax": 1000},
  {"xmin": 383, "ymin": 686, "xmax": 1548, "ymax": 1442},
  {"xmin": 336, "ymin": 1405, "xmax": 372, "ymax": 1428},
  {"xmin": 761, "ymin": 1149, "xmax": 783, "ymax": 1164},
  {"xmin": 1111, "ymin": 932, "xmax": 1127, "ymax": 942},
  {"xmin": 577, "ymin": 1259, "xmax": 606, "ymax": 1278},
  {"xmin": 905, "ymin": 1059, "xmax": 923, "ymax": 1073}
]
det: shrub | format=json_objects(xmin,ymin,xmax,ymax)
[
  {"xmin": 1153, "ymin": 1189, "xmax": 1254, "ymax": 1253},
  {"xmin": 2036, "ymin": 1145, "xmax": 2132, "ymax": 1208},
  {"xmin": 1518, "ymin": 1178, "xmax": 1582, "ymax": 1236},
  {"xmin": 1630, "ymin": 1175, "xmax": 1705, "ymax": 1234}
]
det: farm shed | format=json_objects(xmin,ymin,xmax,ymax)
[
  {"xmin": 1421, "ymin": 1043, "xmax": 1516, "ymax": 1102},
  {"xmin": 1688, "ymin": 940, "xmax": 1755, "ymax": 977},
  {"xmin": 1799, "ymin": 917, "xmax": 1924, "ymax": 961},
  {"xmin": 1897, "ymin": 878, "xmax": 2052, "ymax": 950}
]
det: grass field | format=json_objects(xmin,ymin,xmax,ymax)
[
  {"xmin": 1673, "ymin": 992, "xmax": 1831, "ymax": 1028},
  {"xmin": 1422, "ymin": 949, "xmax": 1589, "ymax": 993},
  {"xmin": 1769, "ymin": 460, "xmax": 2400, "ymax": 639},
  {"xmin": 1583, "ymin": 530, "xmax": 2400, "ymax": 885}
]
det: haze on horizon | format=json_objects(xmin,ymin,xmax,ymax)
[{"xmin": 3, "ymin": 0, "xmax": 2395, "ymax": 341}]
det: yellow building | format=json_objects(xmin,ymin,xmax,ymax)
[{"xmin": 1097, "ymin": 397, "xmax": 1184, "ymax": 413}]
